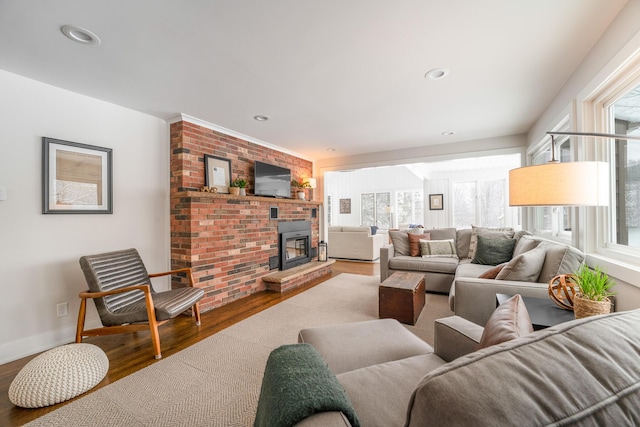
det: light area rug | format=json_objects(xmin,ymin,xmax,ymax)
[{"xmin": 26, "ymin": 273, "xmax": 453, "ymax": 427}]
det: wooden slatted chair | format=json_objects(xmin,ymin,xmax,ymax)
[{"xmin": 76, "ymin": 248, "xmax": 204, "ymax": 359}]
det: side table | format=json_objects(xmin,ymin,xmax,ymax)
[{"xmin": 496, "ymin": 293, "xmax": 575, "ymax": 330}]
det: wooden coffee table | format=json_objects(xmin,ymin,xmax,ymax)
[{"xmin": 379, "ymin": 272, "xmax": 425, "ymax": 325}]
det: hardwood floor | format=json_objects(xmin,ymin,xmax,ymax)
[{"xmin": 0, "ymin": 260, "xmax": 378, "ymax": 426}]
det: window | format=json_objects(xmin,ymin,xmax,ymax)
[
  {"xmin": 607, "ymin": 82, "xmax": 640, "ymax": 249},
  {"xmin": 361, "ymin": 192, "xmax": 391, "ymax": 228},
  {"xmin": 531, "ymin": 135, "xmax": 573, "ymax": 240},
  {"xmin": 396, "ymin": 190, "xmax": 424, "ymax": 227},
  {"xmin": 452, "ymin": 180, "xmax": 506, "ymax": 229},
  {"xmin": 453, "ymin": 182, "xmax": 476, "ymax": 228}
]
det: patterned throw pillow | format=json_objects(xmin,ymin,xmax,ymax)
[
  {"xmin": 420, "ymin": 239, "xmax": 458, "ymax": 258},
  {"xmin": 468, "ymin": 226, "xmax": 515, "ymax": 260}
]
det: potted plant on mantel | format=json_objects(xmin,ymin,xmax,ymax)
[
  {"xmin": 229, "ymin": 178, "xmax": 247, "ymax": 196},
  {"xmin": 291, "ymin": 179, "xmax": 311, "ymax": 200},
  {"xmin": 569, "ymin": 265, "xmax": 616, "ymax": 319}
]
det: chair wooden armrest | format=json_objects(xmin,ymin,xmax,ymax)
[
  {"xmin": 149, "ymin": 267, "xmax": 195, "ymax": 286},
  {"xmin": 79, "ymin": 284, "xmax": 151, "ymax": 299}
]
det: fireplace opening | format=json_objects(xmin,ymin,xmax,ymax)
[{"xmin": 278, "ymin": 221, "xmax": 312, "ymax": 271}]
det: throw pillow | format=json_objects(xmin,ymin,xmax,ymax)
[
  {"xmin": 478, "ymin": 262, "xmax": 508, "ymax": 279},
  {"xmin": 389, "ymin": 229, "xmax": 424, "ymax": 256},
  {"xmin": 408, "ymin": 233, "xmax": 431, "ymax": 257},
  {"xmin": 496, "ymin": 247, "xmax": 547, "ymax": 282},
  {"xmin": 471, "ymin": 235, "xmax": 516, "ymax": 265},
  {"xmin": 468, "ymin": 226, "xmax": 515, "ymax": 260},
  {"xmin": 478, "ymin": 294, "xmax": 534, "ymax": 349},
  {"xmin": 420, "ymin": 239, "xmax": 458, "ymax": 258},
  {"xmin": 370, "ymin": 226, "xmax": 378, "ymax": 236}
]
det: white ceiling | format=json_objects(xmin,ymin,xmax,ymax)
[{"xmin": 0, "ymin": 0, "xmax": 628, "ymax": 161}]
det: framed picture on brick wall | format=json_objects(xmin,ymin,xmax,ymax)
[
  {"xmin": 205, "ymin": 155, "xmax": 231, "ymax": 194},
  {"xmin": 42, "ymin": 137, "xmax": 113, "ymax": 214}
]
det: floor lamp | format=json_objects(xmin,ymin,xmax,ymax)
[{"xmin": 509, "ymin": 131, "xmax": 640, "ymax": 207}]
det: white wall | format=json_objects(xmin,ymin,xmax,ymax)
[
  {"xmin": 325, "ymin": 166, "xmax": 422, "ymax": 227},
  {"xmin": 0, "ymin": 70, "xmax": 169, "ymax": 363}
]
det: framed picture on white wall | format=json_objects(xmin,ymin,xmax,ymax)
[{"xmin": 429, "ymin": 194, "xmax": 443, "ymax": 210}]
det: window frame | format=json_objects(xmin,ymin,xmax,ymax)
[{"xmin": 593, "ymin": 76, "xmax": 640, "ymax": 264}]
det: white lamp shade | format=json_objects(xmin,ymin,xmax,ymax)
[
  {"xmin": 304, "ymin": 177, "xmax": 317, "ymax": 188},
  {"xmin": 509, "ymin": 162, "xmax": 609, "ymax": 206}
]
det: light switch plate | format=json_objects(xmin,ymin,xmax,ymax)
[{"xmin": 0, "ymin": 187, "xmax": 7, "ymax": 201}]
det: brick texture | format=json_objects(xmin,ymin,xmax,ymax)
[{"xmin": 170, "ymin": 121, "xmax": 320, "ymax": 311}]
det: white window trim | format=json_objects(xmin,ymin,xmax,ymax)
[{"xmin": 581, "ymin": 51, "xmax": 640, "ymax": 273}]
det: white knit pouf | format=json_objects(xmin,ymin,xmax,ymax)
[{"xmin": 9, "ymin": 343, "xmax": 109, "ymax": 408}]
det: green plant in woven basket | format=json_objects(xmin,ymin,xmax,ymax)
[{"xmin": 569, "ymin": 264, "xmax": 616, "ymax": 301}]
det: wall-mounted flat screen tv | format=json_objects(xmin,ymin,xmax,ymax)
[{"xmin": 254, "ymin": 161, "xmax": 291, "ymax": 198}]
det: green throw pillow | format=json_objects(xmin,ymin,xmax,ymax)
[{"xmin": 472, "ymin": 235, "xmax": 516, "ymax": 265}]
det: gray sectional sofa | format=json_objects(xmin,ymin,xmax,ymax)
[
  {"xmin": 380, "ymin": 226, "xmax": 585, "ymax": 326},
  {"xmin": 259, "ymin": 306, "xmax": 640, "ymax": 426}
]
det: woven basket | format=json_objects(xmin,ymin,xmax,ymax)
[{"xmin": 574, "ymin": 294, "xmax": 612, "ymax": 319}]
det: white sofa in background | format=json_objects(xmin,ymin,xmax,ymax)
[{"xmin": 328, "ymin": 226, "xmax": 384, "ymax": 261}]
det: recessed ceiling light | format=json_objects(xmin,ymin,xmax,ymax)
[
  {"xmin": 326, "ymin": 148, "xmax": 336, "ymax": 152},
  {"xmin": 441, "ymin": 131, "xmax": 455, "ymax": 136},
  {"xmin": 425, "ymin": 68, "xmax": 449, "ymax": 80},
  {"xmin": 60, "ymin": 25, "xmax": 101, "ymax": 46},
  {"xmin": 253, "ymin": 115, "xmax": 270, "ymax": 121}
]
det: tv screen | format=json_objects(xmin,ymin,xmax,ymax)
[{"xmin": 254, "ymin": 161, "xmax": 291, "ymax": 198}]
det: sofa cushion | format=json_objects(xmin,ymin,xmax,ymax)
[
  {"xmin": 512, "ymin": 234, "xmax": 541, "ymax": 258},
  {"xmin": 495, "ymin": 247, "xmax": 546, "ymax": 282},
  {"xmin": 389, "ymin": 256, "xmax": 458, "ymax": 275},
  {"xmin": 328, "ymin": 226, "xmax": 343, "ymax": 232},
  {"xmin": 389, "ymin": 229, "xmax": 424, "ymax": 256},
  {"xmin": 420, "ymin": 239, "xmax": 458, "ymax": 258},
  {"xmin": 338, "ymin": 354, "xmax": 446, "ymax": 427},
  {"xmin": 471, "ymin": 236, "xmax": 516, "ymax": 265},
  {"xmin": 536, "ymin": 240, "xmax": 585, "ymax": 283},
  {"xmin": 478, "ymin": 294, "xmax": 533, "ymax": 349},
  {"xmin": 454, "ymin": 262, "xmax": 496, "ymax": 279},
  {"xmin": 341, "ymin": 226, "xmax": 371, "ymax": 234},
  {"xmin": 455, "ymin": 228, "xmax": 472, "ymax": 259},
  {"xmin": 406, "ymin": 310, "xmax": 640, "ymax": 426},
  {"xmin": 428, "ymin": 227, "xmax": 457, "ymax": 242},
  {"xmin": 408, "ymin": 233, "xmax": 430, "ymax": 257},
  {"xmin": 468, "ymin": 226, "xmax": 515, "ymax": 260}
]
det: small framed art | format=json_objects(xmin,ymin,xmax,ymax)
[
  {"xmin": 205, "ymin": 155, "xmax": 232, "ymax": 193},
  {"xmin": 429, "ymin": 194, "xmax": 443, "ymax": 210},
  {"xmin": 42, "ymin": 137, "xmax": 113, "ymax": 214},
  {"xmin": 340, "ymin": 198, "xmax": 351, "ymax": 214}
]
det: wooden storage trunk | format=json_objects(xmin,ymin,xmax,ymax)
[{"xmin": 379, "ymin": 272, "xmax": 425, "ymax": 325}]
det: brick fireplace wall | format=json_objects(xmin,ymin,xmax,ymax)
[{"xmin": 170, "ymin": 120, "xmax": 319, "ymax": 312}]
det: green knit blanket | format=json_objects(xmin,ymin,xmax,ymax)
[{"xmin": 254, "ymin": 343, "xmax": 360, "ymax": 427}]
